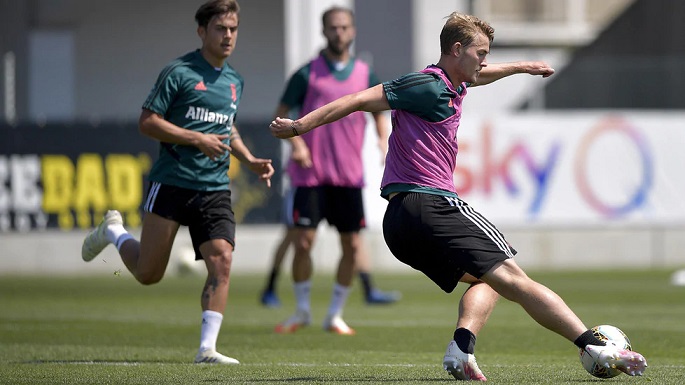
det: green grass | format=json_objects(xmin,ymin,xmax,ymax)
[{"xmin": 1, "ymin": 269, "xmax": 684, "ymax": 384}]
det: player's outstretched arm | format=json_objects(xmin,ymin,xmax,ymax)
[
  {"xmin": 472, "ymin": 61, "xmax": 555, "ymax": 87},
  {"xmin": 270, "ymin": 84, "xmax": 390, "ymax": 139}
]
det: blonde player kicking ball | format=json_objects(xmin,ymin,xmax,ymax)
[
  {"xmin": 82, "ymin": 0, "xmax": 273, "ymax": 365},
  {"xmin": 270, "ymin": 11, "xmax": 647, "ymax": 381}
]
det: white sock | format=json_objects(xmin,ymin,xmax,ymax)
[
  {"xmin": 199, "ymin": 310, "xmax": 223, "ymax": 352},
  {"xmin": 114, "ymin": 233, "xmax": 134, "ymax": 251},
  {"xmin": 105, "ymin": 224, "xmax": 127, "ymax": 244},
  {"xmin": 326, "ymin": 283, "xmax": 351, "ymax": 318},
  {"xmin": 293, "ymin": 280, "xmax": 312, "ymax": 314}
]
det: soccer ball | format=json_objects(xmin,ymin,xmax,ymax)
[
  {"xmin": 579, "ymin": 325, "xmax": 632, "ymax": 378},
  {"xmin": 175, "ymin": 246, "xmax": 205, "ymax": 276}
]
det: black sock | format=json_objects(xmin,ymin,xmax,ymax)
[
  {"xmin": 453, "ymin": 328, "xmax": 476, "ymax": 354},
  {"xmin": 265, "ymin": 269, "xmax": 279, "ymax": 292},
  {"xmin": 358, "ymin": 272, "xmax": 372, "ymax": 297},
  {"xmin": 574, "ymin": 329, "xmax": 606, "ymax": 349}
]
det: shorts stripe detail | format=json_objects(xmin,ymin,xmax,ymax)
[
  {"xmin": 452, "ymin": 197, "xmax": 515, "ymax": 258},
  {"xmin": 284, "ymin": 187, "xmax": 295, "ymax": 227},
  {"xmin": 144, "ymin": 182, "xmax": 161, "ymax": 213}
]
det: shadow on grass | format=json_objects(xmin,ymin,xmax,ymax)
[
  {"xmin": 231, "ymin": 377, "xmax": 450, "ymax": 383},
  {"xmin": 21, "ymin": 360, "xmax": 157, "ymax": 365}
]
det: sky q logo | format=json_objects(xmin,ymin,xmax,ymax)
[
  {"xmin": 574, "ymin": 117, "xmax": 653, "ymax": 218},
  {"xmin": 454, "ymin": 116, "xmax": 653, "ymax": 219}
]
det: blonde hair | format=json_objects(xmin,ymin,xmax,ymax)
[{"xmin": 440, "ymin": 12, "xmax": 494, "ymax": 55}]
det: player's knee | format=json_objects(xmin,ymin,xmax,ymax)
[
  {"xmin": 137, "ymin": 270, "xmax": 164, "ymax": 285},
  {"xmin": 293, "ymin": 240, "xmax": 313, "ymax": 254},
  {"xmin": 206, "ymin": 250, "xmax": 233, "ymax": 278},
  {"xmin": 292, "ymin": 230, "xmax": 316, "ymax": 252},
  {"xmin": 483, "ymin": 271, "xmax": 527, "ymax": 302},
  {"xmin": 500, "ymin": 275, "xmax": 536, "ymax": 303}
]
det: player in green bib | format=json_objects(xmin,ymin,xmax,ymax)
[{"xmin": 81, "ymin": 0, "xmax": 274, "ymax": 365}]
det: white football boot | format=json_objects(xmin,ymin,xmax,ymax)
[
  {"xmin": 584, "ymin": 344, "xmax": 647, "ymax": 376},
  {"xmin": 194, "ymin": 349, "xmax": 239, "ymax": 364},
  {"xmin": 274, "ymin": 310, "xmax": 312, "ymax": 334},
  {"xmin": 322, "ymin": 315, "xmax": 355, "ymax": 336},
  {"xmin": 443, "ymin": 340, "xmax": 487, "ymax": 381},
  {"xmin": 81, "ymin": 210, "xmax": 123, "ymax": 262}
]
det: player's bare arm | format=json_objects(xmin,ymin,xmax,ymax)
[
  {"xmin": 472, "ymin": 61, "xmax": 555, "ymax": 87},
  {"xmin": 270, "ymin": 84, "xmax": 390, "ymax": 139},
  {"xmin": 228, "ymin": 125, "xmax": 274, "ymax": 187},
  {"xmin": 371, "ymin": 111, "xmax": 389, "ymax": 165},
  {"xmin": 274, "ymin": 102, "xmax": 312, "ymax": 168},
  {"xmin": 139, "ymin": 109, "xmax": 230, "ymax": 161},
  {"xmin": 289, "ymin": 137, "xmax": 312, "ymax": 168}
]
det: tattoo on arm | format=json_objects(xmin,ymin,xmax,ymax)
[{"xmin": 230, "ymin": 126, "xmax": 241, "ymax": 141}]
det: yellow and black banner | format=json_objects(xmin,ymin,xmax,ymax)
[{"xmin": 0, "ymin": 122, "xmax": 281, "ymax": 232}]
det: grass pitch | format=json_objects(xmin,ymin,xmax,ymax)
[{"xmin": 1, "ymin": 269, "xmax": 684, "ymax": 384}]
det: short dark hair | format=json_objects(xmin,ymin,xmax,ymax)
[
  {"xmin": 321, "ymin": 6, "xmax": 354, "ymax": 28},
  {"xmin": 195, "ymin": 0, "xmax": 240, "ymax": 28}
]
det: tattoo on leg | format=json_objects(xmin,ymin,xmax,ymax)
[
  {"xmin": 202, "ymin": 277, "xmax": 220, "ymax": 300},
  {"xmin": 209, "ymin": 277, "xmax": 219, "ymax": 291},
  {"xmin": 202, "ymin": 284, "xmax": 210, "ymax": 301}
]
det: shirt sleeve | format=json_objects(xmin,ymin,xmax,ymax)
[
  {"xmin": 368, "ymin": 69, "xmax": 381, "ymax": 87},
  {"xmin": 383, "ymin": 72, "xmax": 442, "ymax": 113},
  {"xmin": 234, "ymin": 77, "xmax": 245, "ymax": 124},
  {"xmin": 142, "ymin": 64, "xmax": 180, "ymax": 117},
  {"xmin": 382, "ymin": 72, "xmax": 457, "ymax": 122},
  {"xmin": 279, "ymin": 64, "xmax": 310, "ymax": 109}
]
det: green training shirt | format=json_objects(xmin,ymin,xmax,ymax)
[
  {"xmin": 383, "ymin": 69, "xmax": 467, "ymax": 122},
  {"xmin": 142, "ymin": 50, "xmax": 243, "ymax": 191}
]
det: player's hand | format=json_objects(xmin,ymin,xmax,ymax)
[
  {"xmin": 270, "ymin": 117, "xmax": 299, "ymax": 139},
  {"xmin": 197, "ymin": 133, "xmax": 231, "ymax": 161},
  {"xmin": 291, "ymin": 142, "xmax": 312, "ymax": 168},
  {"xmin": 247, "ymin": 158, "xmax": 274, "ymax": 188},
  {"xmin": 527, "ymin": 61, "xmax": 555, "ymax": 78}
]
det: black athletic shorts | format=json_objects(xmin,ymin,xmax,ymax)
[
  {"xmin": 383, "ymin": 192, "xmax": 516, "ymax": 293},
  {"xmin": 290, "ymin": 186, "xmax": 365, "ymax": 233},
  {"xmin": 144, "ymin": 182, "xmax": 236, "ymax": 260}
]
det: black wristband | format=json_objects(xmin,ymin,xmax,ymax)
[{"xmin": 291, "ymin": 123, "xmax": 299, "ymax": 137}]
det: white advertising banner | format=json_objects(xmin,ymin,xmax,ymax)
[{"xmin": 362, "ymin": 111, "xmax": 685, "ymax": 227}]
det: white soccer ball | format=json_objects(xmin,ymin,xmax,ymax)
[
  {"xmin": 175, "ymin": 246, "xmax": 205, "ymax": 276},
  {"xmin": 579, "ymin": 325, "xmax": 632, "ymax": 378}
]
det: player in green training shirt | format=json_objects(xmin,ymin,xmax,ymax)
[{"xmin": 81, "ymin": 0, "xmax": 273, "ymax": 365}]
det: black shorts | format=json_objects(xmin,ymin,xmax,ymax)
[
  {"xmin": 289, "ymin": 186, "xmax": 365, "ymax": 233},
  {"xmin": 382, "ymin": 192, "xmax": 516, "ymax": 293},
  {"xmin": 144, "ymin": 182, "xmax": 236, "ymax": 260}
]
